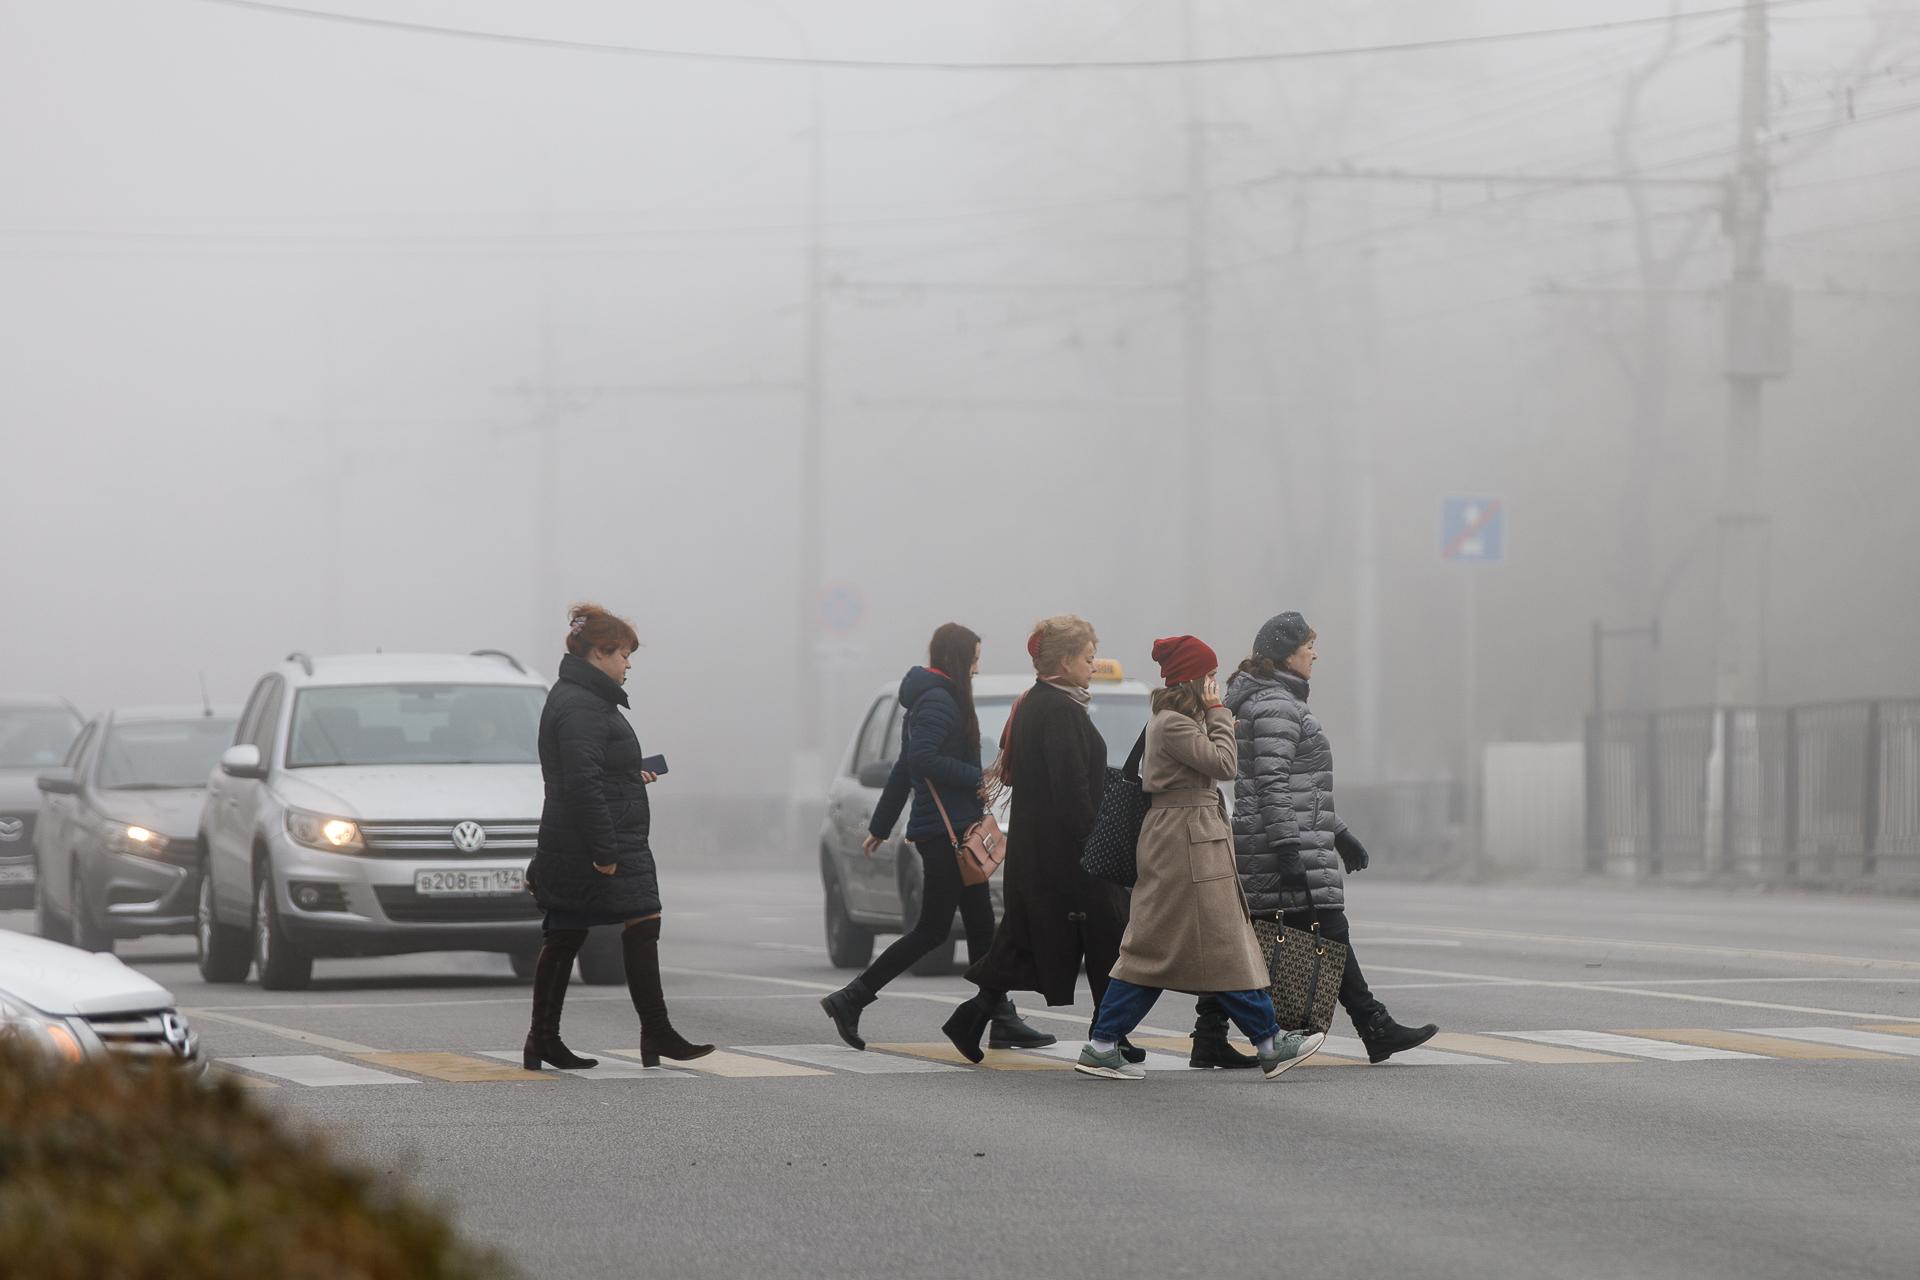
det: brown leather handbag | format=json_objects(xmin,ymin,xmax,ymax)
[{"xmin": 927, "ymin": 784, "xmax": 1006, "ymax": 887}]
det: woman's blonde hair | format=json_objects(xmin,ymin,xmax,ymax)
[
  {"xmin": 1028, "ymin": 615, "xmax": 1097, "ymax": 676},
  {"xmin": 1151, "ymin": 678, "xmax": 1209, "ymax": 721}
]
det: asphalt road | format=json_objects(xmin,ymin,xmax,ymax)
[{"xmin": 10, "ymin": 871, "xmax": 1920, "ymax": 1280}]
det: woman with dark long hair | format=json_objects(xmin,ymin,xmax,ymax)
[
  {"xmin": 820, "ymin": 623, "xmax": 1053, "ymax": 1052},
  {"xmin": 523, "ymin": 602, "xmax": 713, "ymax": 1070}
]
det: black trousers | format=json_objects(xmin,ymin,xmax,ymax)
[
  {"xmin": 1280, "ymin": 906, "xmax": 1385, "ymax": 1031},
  {"xmin": 859, "ymin": 837, "xmax": 997, "ymax": 992}
]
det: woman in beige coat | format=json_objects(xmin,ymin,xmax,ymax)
[{"xmin": 1074, "ymin": 635, "xmax": 1326, "ymax": 1081}]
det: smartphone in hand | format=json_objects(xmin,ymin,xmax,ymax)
[{"xmin": 639, "ymin": 754, "xmax": 668, "ymax": 777}]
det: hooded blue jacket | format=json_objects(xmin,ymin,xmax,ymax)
[{"xmin": 868, "ymin": 666, "xmax": 984, "ymax": 843}]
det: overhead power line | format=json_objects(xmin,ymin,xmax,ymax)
[{"xmin": 194, "ymin": 0, "xmax": 1826, "ymax": 72}]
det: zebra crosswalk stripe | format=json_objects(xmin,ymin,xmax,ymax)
[
  {"xmin": 218, "ymin": 1055, "xmax": 420, "ymax": 1087},
  {"xmin": 1743, "ymin": 1027, "xmax": 1920, "ymax": 1057},
  {"xmin": 735, "ymin": 1043, "xmax": 966, "ymax": 1074},
  {"xmin": 478, "ymin": 1051, "xmax": 690, "ymax": 1079},
  {"xmin": 1493, "ymin": 1031, "xmax": 1762, "ymax": 1061},
  {"xmin": 1317, "ymin": 1034, "xmax": 1508, "ymax": 1066}
]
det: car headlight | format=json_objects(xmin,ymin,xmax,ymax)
[
  {"xmin": 285, "ymin": 808, "xmax": 364, "ymax": 853},
  {"xmin": 0, "ymin": 993, "xmax": 85, "ymax": 1064},
  {"xmin": 106, "ymin": 823, "xmax": 171, "ymax": 857}
]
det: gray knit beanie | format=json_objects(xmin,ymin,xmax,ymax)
[{"xmin": 1252, "ymin": 612, "xmax": 1312, "ymax": 665}]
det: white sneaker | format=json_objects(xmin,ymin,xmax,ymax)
[
  {"xmin": 1259, "ymin": 1031, "xmax": 1325, "ymax": 1079},
  {"xmin": 1074, "ymin": 1043, "xmax": 1146, "ymax": 1080}
]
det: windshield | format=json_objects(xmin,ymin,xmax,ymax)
[
  {"xmin": 0, "ymin": 708, "xmax": 83, "ymax": 770},
  {"xmin": 976, "ymin": 691, "xmax": 1151, "ymax": 770},
  {"xmin": 97, "ymin": 718, "xmax": 240, "ymax": 790},
  {"xmin": 287, "ymin": 684, "xmax": 545, "ymax": 768}
]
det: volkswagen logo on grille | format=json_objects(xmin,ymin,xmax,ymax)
[
  {"xmin": 161, "ymin": 1011, "xmax": 191, "ymax": 1058},
  {"xmin": 450, "ymin": 821, "xmax": 488, "ymax": 853},
  {"xmin": 0, "ymin": 818, "xmax": 21, "ymax": 843}
]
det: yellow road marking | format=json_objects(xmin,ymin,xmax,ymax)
[
  {"xmin": 1426, "ymin": 1033, "xmax": 1632, "ymax": 1064},
  {"xmin": 611, "ymin": 1049, "xmax": 828, "ymax": 1078},
  {"xmin": 357, "ymin": 1052, "xmax": 553, "ymax": 1082},
  {"xmin": 872, "ymin": 1042, "xmax": 1074, "ymax": 1071},
  {"xmin": 1615, "ymin": 1029, "xmax": 1896, "ymax": 1060},
  {"xmin": 1861, "ymin": 1023, "xmax": 1920, "ymax": 1037}
]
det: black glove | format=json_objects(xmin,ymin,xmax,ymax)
[{"xmin": 1335, "ymin": 828, "xmax": 1370, "ymax": 874}]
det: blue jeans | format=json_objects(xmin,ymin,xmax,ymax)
[{"xmin": 1091, "ymin": 978, "xmax": 1278, "ymax": 1046}]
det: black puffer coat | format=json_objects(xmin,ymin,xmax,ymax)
[
  {"xmin": 965, "ymin": 680, "xmax": 1129, "ymax": 1006},
  {"xmin": 528, "ymin": 653, "xmax": 660, "ymax": 919},
  {"xmin": 1224, "ymin": 669, "xmax": 1347, "ymax": 914}
]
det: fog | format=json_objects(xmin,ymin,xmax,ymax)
[{"xmin": 4, "ymin": 1, "xmax": 1917, "ymax": 853}]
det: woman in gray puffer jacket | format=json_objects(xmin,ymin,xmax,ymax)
[{"xmin": 1222, "ymin": 611, "xmax": 1438, "ymax": 1063}]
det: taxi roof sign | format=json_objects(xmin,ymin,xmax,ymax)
[{"xmin": 1091, "ymin": 659, "xmax": 1125, "ymax": 682}]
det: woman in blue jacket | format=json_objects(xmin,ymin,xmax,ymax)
[{"xmin": 820, "ymin": 623, "xmax": 1054, "ymax": 1053}]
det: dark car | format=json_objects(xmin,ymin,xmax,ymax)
[
  {"xmin": 33, "ymin": 706, "xmax": 239, "ymax": 953},
  {"xmin": 0, "ymin": 696, "xmax": 86, "ymax": 911}
]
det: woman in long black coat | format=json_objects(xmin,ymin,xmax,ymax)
[
  {"xmin": 522, "ymin": 603, "xmax": 713, "ymax": 1070},
  {"xmin": 941, "ymin": 615, "xmax": 1130, "ymax": 1063}
]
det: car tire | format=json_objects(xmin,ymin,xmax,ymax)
[
  {"xmin": 196, "ymin": 867, "xmax": 251, "ymax": 983},
  {"xmin": 253, "ymin": 873, "xmax": 313, "ymax": 991},
  {"xmin": 823, "ymin": 870, "xmax": 874, "ymax": 969},
  {"xmin": 575, "ymin": 927, "xmax": 626, "ymax": 985},
  {"xmin": 34, "ymin": 856, "xmax": 72, "ymax": 946},
  {"xmin": 508, "ymin": 947, "xmax": 540, "ymax": 981},
  {"xmin": 70, "ymin": 869, "xmax": 115, "ymax": 954}
]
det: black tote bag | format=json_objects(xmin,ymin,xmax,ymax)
[{"xmin": 1079, "ymin": 730, "xmax": 1148, "ymax": 888}]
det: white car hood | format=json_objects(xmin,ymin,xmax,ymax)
[
  {"xmin": 0, "ymin": 929, "xmax": 177, "ymax": 1017},
  {"xmin": 273, "ymin": 764, "xmax": 544, "ymax": 821}
]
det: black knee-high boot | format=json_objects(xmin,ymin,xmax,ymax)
[
  {"xmin": 622, "ymin": 918, "xmax": 714, "ymax": 1067},
  {"xmin": 524, "ymin": 929, "xmax": 598, "ymax": 1070}
]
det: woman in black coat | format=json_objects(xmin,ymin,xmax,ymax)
[
  {"xmin": 941, "ymin": 615, "xmax": 1131, "ymax": 1063},
  {"xmin": 523, "ymin": 603, "xmax": 712, "ymax": 1070}
]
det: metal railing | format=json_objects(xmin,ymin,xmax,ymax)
[{"xmin": 1586, "ymin": 698, "xmax": 1920, "ymax": 881}]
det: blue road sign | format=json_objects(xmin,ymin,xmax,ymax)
[
  {"xmin": 819, "ymin": 583, "xmax": 866, "ymax": 631},
  {"xmin": 1442, "ymin": 497, "xmax": 1505, "ymax": 563}
]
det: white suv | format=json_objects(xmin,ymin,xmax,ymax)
[{"xmin": 195, "ymin": 651, "xmax": 553, "ymax": 990}]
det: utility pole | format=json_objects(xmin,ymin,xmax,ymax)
[
  {"xmin": 792, "ymin": 70, "xmax": 828, "ymax": 805},
  {"xmin": 1181, "ymin": 0, "xmax": 1212, "ymax": 629},
  {"xmin": 1713, "ymin": 0, "xmax": 1779, "ymax": 707}
]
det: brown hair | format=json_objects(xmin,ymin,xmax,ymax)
[
  {"xmin": 565, "ymin": 602, "xmax": 639, "ymax": 658},
  {"xmin": 1151, "ymin": 678, "xmax": 1209, "ymax": 721},
  {"xmin": 1028, "ymin": 615, "xmax": 1097, "ymax": 677},
  {"xmin": 927, "ymin": 622, "xmax": 982, "ymax": 747}
]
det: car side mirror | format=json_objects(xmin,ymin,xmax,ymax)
[
  {"xmin": 36, "ymin": 767, "xmax": 77, "ymax": 796},
  {"xmin": 220, "ymin": 744, "xmax": 267, "ymax": 780},
  {"xmin": 856, "ymin": 761, "xmax": 893, "ymax": 789}
]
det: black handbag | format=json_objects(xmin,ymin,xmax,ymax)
[
  {"xmin": 1251, "ymin": 874, "xmax": 1348, "ymax": 1034},
  {"xmin": 1079, "ymin": 730, "xmax": 1148, "ymax": 888}
]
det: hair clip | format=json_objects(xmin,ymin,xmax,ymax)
[{"xmin": 568, "ymin": 616, "xmax": 588, "ymax": 634}]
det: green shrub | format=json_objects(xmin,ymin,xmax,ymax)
[{"xmin": 0, "ymin": 1038, "xmax": 514, "ymax": 1280}]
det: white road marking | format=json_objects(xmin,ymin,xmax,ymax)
[
  {"xmin": 1356, "ymin": 939, "xmax": 1465, "ymax": 948},
  {"xmin": 218, "ymin": 1054, "xmax": 419, "ymax": 1086},
  {"xmin": 736, "ymin": 1043, "xmax": 966, "ymax": 1073},
  {"xmin": 1743, "ymin": 1027, "xmax": 1920, "ymax": 1058},
  {"xmin": 1365, "ymin": 922, "xmax": 1920, "ymax": 971},
  {"xmin": 1368, "ymin": 964, "xmax": 1920, "ymax": 1023},
  {"xmin": 1494, "ymin": 1031, "xmax": 1763, "ymax": 1061},
  {"xmin": 1316, "ymin": 1035, "xmax": 1507, "ymax": 1066},
  {"xmin": 480, "ymin": 1051, "xmax": 689, "ymax": 1079}
]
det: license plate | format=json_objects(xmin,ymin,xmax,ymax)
[
  {"xmin": 413, "ymin": 867, "xmax": 523, "ymax": 897},
  {"xmin": 0, "ymin": 864, "xmax": 33, "ymax": 885}
]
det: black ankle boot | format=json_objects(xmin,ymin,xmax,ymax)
[
  {"xmin": 941, "ymin": 993, "xmax": 994, "ymax": 1064},
  {"xmin": 523, "ymin": 930, "xmax": 598, "ymax": 1071},
  {"xmin": 1359, "ymin": 1010, "xmax": 1439, "ymax": 1064},
  {"xmin": 821, "ymin": 979, "xmax": 876, "ymax": 1051},
  {"xmin": 1189, "ymin": 998, "xmax": 1257, "ymax": 1069},
  {"xmin": 621, "ymin": 919, "xmax": 715, "ymax": 1067},
  {"xmin": 987, "ymin": 999, "xmax": 1056, "ymax": 1050}
]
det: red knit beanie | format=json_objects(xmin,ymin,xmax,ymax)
[
  {"xmin": 1151, "ymin": 635, "xmax": 1217, "ymax": 687},
  {"xmin": 1026, "ymin": 630, "xmax": 1042, "ymax": 662}
]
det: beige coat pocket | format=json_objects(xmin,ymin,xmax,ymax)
[{"xmin": 1186, "ymin": 814, "xmax": 1235, "ymax": 882}]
